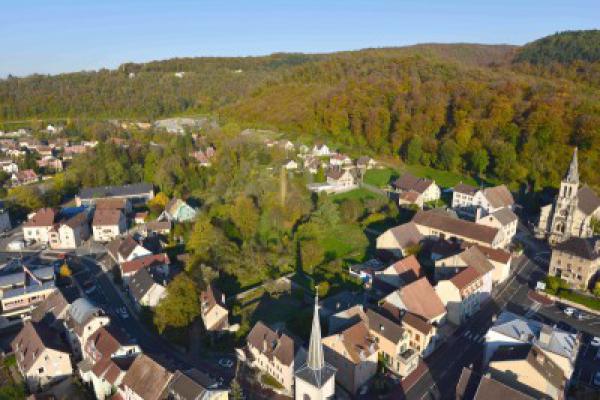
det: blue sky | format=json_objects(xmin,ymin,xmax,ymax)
[{"xmin": 1, "ymin": 0, "xmax": 598, "ymax": 77}]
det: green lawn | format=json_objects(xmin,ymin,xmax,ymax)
[
  {"xmin": 403, "ymin": 164, "xmax": 478, "ymax": 188},
  {"xmin": 331, "ymin": 187, "xmax": 379, "ymax": 202},
  {"xmin": 364, "ymin": 168, "xmax": 398, "ymax": 187},
  {"xmin": 320, "ymin": 223, "xmax": 369, "ymax": 261}
]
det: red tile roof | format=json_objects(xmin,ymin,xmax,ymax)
[{"xmin": 120, "ymin": 253, "xmax": 169, "ymax": 275}]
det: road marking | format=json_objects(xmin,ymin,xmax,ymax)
[{"xmin": 463, "ymin": 331, "xmax": 470, "ymax": 338}]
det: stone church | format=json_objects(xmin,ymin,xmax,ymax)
[{"xmin": 537, "ymin": 148, "xmax": 600, "ymax": 244}]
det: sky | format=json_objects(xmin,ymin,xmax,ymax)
[{"xmin": 1, "ymin": 0, "xmax": 599, "ymax": 77}]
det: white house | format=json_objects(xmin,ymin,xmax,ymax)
[
  {"xmin": 0, "ymin": 159, "xmax": 18, "ymax": 174},
  {"xmin": 284, "ymin": 160, "xmax": 298, "ymax": 170},
  {"xmin": 435, "ymin": 266, "xmax": 483, "ymax": 326},
  {"xmin": 65, "ymin": 298, "xmax": 110, "ymax": 360},
  {"xmin": 49, "ymin": 212, "xmax": 90, "ymax": 250},
  {"xmin": 433, "ymin": 245, "xmax": 494, "ymax": 302},
  {"xmin": 452, "ymin": 183, "xmax": 514, "ymax": 216},
  {"xmin": 128, "ymin": 268, "xmax": 167, "ymax": 309},
  {"xmin": 23, "ymin": 208, "xmax": 57, "ymax": 245},
  {"xmin": 312, "ymin": 144, "xmax": 332, "ymax": 157},
  {"xmin": 106, "ymin": 236, "xmax": 152, "ymax": 265},
  {"xmin": 392, "ymin": 173, "xmax": 441, "ymax": 207},
  {"xmin": 476, "ymin": 207, "xmax": 518, "ymax": 249},
  {"xmin": 92, "ymin": 209, "xmax": 126, "ymax": 242}
]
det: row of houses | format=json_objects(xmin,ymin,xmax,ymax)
[
  {"xmin": 11, "ymin": 291, "xmax": 228, "ymax": 399},
  {"xmin": 451, "ymin": 310, "xmax": 580, "ymax": 399}
]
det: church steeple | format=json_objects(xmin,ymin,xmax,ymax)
[
  {"xmin": 307, "ymin": 292, "xmax": 324, "ymax": 371},
  {"xmin": 565, "ymin": 147, "xmax": 579, "ymax": 184}
]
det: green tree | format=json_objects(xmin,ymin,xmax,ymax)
[
  {"xmin": 405, "ymin": 136, "xmax": 423, "ymax": 164},
  {"xmin": 153, "ymin": 273, "xmax": 200, "ymax": 333},
  {"xmin": 187, "ymin": 215, "xmax": 219, "ymax": 262},
  {"xmin": 339, "ymin": 198, "xmax": 364, "ymax": 223},
  {"xmin": 300, "ymin": 239, "xmax": 325, "ymax": 274},
  {"xmin": 438, "ymin": 139, "xmax": 460, "ymax": 171},
  {"xmin": 7, "ymin": 186, "xmax": 43, "ymax": 211},
  {"xmin": 469, "ymin": 148, "xmax": 489, "ymax": 176},
  {"xmin": 230, "ymin": 195, "xmax": 259, "ymax": 242}
]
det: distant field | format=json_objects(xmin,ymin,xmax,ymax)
[
  {"xmin": 320, "ymin": 223, "xmax": 369, "ymax": 261},
  {"xmin": 363, "ymin": 168, "xmax": 398, "ymax": 187},
  {"xmin": 331, "ymin": 187, "xmax": 378, "ymax": 202}
]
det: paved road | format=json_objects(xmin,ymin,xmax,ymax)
[
  {"xmin": 391, "ymin": 256, "xmax": 539, "ymax": 400},
  {"xmin": 66, "ymin": 255, "xmax": 237, "ymax": 385}
]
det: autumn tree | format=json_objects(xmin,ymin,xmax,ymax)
[{"xmin": 153, "ymin": 273, "xmax": 200, "ymax": 333}]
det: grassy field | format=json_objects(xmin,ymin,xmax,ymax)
[
  {"xmin": 403, "ymin": 164, "xmax": 478, "ymax": 188},
  {"xmin": 320, "ymin": 223, "xmax": 369, "ymax": 261},
  {"xmin": 364, "ymin": 168, "xmax": 398, "ymax": 187},
  {"xmin": 331, "ymin": 187, "xmax": 379, "ymax": 202}
]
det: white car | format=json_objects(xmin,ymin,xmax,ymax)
[
  {"xmin": 563, "ymin": 307, "xmax": 575, "ymax": 317},
  {"xmin": 218, "ymin": 358, "xmax": 234, "ymax": 368},
  {"xmin": 591, "ymin": 337, "xmax": 600, "ymax": 347}
]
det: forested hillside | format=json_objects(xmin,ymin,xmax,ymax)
[{"xmin": 1, "ymin": 31, "xmax": 600, "ymax": 190}]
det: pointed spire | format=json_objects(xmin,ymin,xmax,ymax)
[
  {"xmin": 565, "ymin": 147, "xmax": 579, "ymax": 184},
  {"xmin": 307, "ymin": 289, "xmax": 324, "ymax": 371}
]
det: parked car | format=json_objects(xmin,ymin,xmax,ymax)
[
  {"xmin": 218, "ymin": 358, "xmax": 234, "ymax": 368},
  {"xmin": 591, "ymin": 337, "xmax": 600, "ymax": 347},
  {"xmin": 6, "ymin": 240, "xmax": 24, "ymax": 251},
  {"xmin": 563, "ymin": 307, "xmax": 575, "ymax": 317}
]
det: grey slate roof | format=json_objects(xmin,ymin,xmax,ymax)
[
  {"xmin": 554, "ymin": 237, "xmax": 599, "ymax": 260},
  {"xmin": 128, "ymin": 268, "xmax": 158, "ymax": 303},
  {"xmin": 79, "ymin": 182, "xmax": 153, "ymax": 200},
  {"xmin": 490, "ymin": 207, "xmax": 518, "ymax": 225},
  {"xmin": 577, "ymin": 186, "xmax": 600, "ymax": 215}
]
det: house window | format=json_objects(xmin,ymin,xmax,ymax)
[{"xmin": 38, "ymin": 367, "xmax": 44, "ymax": 374}]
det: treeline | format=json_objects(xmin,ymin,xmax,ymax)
[
  {"xmin": 514, "ymin": 30, "xmax": 600, "ymax": 64},
  {"xmin": 2, "ymin": 32, "xmax": 600, "ymax": 190}
]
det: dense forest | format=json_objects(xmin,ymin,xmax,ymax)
[{"xmin": 2, "ymin": 31, "xmax": 600, "ymax": 190}]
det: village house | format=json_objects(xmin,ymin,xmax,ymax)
[
  {"xmin": 76, "ymin": 182, "xmax": 154, "ymax": 207},
  {"xmin": 312, "ymin": 143, "xmax": 332, "ymax": 157},
  {"xmin": 452, "ymin": 183, "xmax": 515, "ymax": 215},
  {"xmin": 365, "ymin": 308, "xmax": 418, "ymax": 377},
  {"xmin": 484, "ymin": 311, "xmax": 579, "ymax": 380},
  {"xmin": 64, "ymin": 298, "xmax": 110, "ymax": 360},
  {"xmin": 435, "ymin": 266, "xmax": 483, "ymax": 325},
  {"xmin": 537, "ymin": 148, "xmax": 600, "ymax": 244},
  {"xmin": 0, "ymin": 159, "xmax": 18, "ymax": 174},
  {"xmin": 159, "ymin": 197, "xmax": 197, "ymax": 223},
  {"xmin": 372, "ymin": 255, "xmax": 423, "ymax": 294},
  {"xmin": 456, "ymin": 367, "xmax": 535, "ymax": 400},
  {"xmin": 36, "ymin": 156, "xmax": 63, "ymax": 172},
  {"xmin": 200, "ymin": 284, "xmax": 229, "ymax": 333},
  {"xmin": 63, "ymin": 144, "xmax": 89, "ymax": 159},
  {"xmin": 475, "ymin": 207, "xmax": 518, "ymax": 248},
  {"xmin": 322, "ymin": 319, "xmax": 379, "ymax": 395},
  {"xmin": 378, "ymin": 304, "xmax": 440, "ymax": 358},
  {"xmin": 392, "ymin": 173, "xmax": 441, "ymax": 207},
  {"xmin": 12, "ymin": 169, "xmax": 38, "ymax": 185},
  {"xmin": 106, "ymin": 235, "xmax": 153, "ymax": 266},
  {"xmin": 246, "ymin": 321, "xmax": 302, "ymax": 393},
  {"xmin": 11, "ymin": 321, "xmax": 73, "ymax": 393},
  {"xmin": 141, "ymin": 220, "xmax": 172, "ymax": 236},
  {"xmin": 23, "ymin": 208, "xmax": 57, "ymax": 245},
  {"xmin": 303, "ymin": 156, "xmax": 320, "ymax": 174},
  {"xmin": 283, "ymin": 159, "xmax": 298, "ymax": 170},
  {"xmin": 168, "ymin": 369, "xmax": 228, "ymax": 400},
  {"xmin": 92, "ymin": 209, "xmax": 126, "ymax": 242},
  {"xmin": 80, "ymin": 326, "xmax": 141, "ymax": 400},
  {"xmin": 48, "ymin": 211, "xmax": 90, "ymax": 250},
  {"xmin": 0, "ymin": 265, "xmax": 56, "ymax": 318},
  {"xmin": 382, "ymin": 277, "xmax": 447, "ymax": 325},
  {"xmin": 433, "ymin": 245, "xmax": 495, "ymax": 302},
  {"xmin": 548, "ymin": 236, "xmax": 600, "ymax": 289},
  {"xmin": 33, "ymin": 145, "xmax": 54, "ymax": 157},
  {"xmin": 329, "ymin": 153, "xmax": 352, "ymax": 166},
  {"xmin": 95, "ymin": 197, "xmax": 132, "ymax": 214},
  {"xmin": 474, "ymin": 244, "xmax": 513, "ymax": 284},
  {"xmin": 412, "ymin": 209, "xmax": 503, "ymax": 248},
  {"xmin": 487, "ymin": 344, "xmax": 566, "ymax": 400},
  {"xmin": 326, "ymin": 167, "xmax": 358, "ymax": 188},
  {"xmin": 376, "ymin": 222, "xmax": 423, "ymax": 259},
  {"xmin": 356, "ymin": 156, "xmax": 376, "ymax": 171},
  {"xmin": 120, "ymin": 252, "xmax": 169, "ymax": 285},
  {"xmin": 128, "ymin": 268, "xmax": 167, "ymax": 309},
  {"xmin": 119, "ymin": 354, "xmax": 174, "ymax": 400},
  {"xmin": 30, "ymin": 290, "xmax": 72, "ymax": 329}
]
